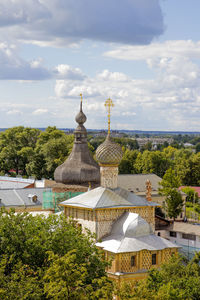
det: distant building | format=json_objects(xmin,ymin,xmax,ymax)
[
  {"xmin": 136, "ymin": 137, "xmax": 173, "ymax": 149},
  {"xmin": 0, "ymin": 176, "xmax": 35, "ymax": 189},
  {"xmin": 118, "ymin": 174, "xmax": 164, "ymax": 204},
  {"xmin": 156, "ymin": 221, "xmax": 200, "ymax": 259},
  {"xmin": 0, "ymin": 187, "xmax": 52, "ymax": 215},
  {"xmin": 184, "ymin": 143, "xmax": 193, "ymax": 147}
]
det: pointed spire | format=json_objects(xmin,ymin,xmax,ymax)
[
  {"xmin": 75, "ymin": 93, "xmax": 86, "ymax": 125},
  {"xmin": 54, "ymin": 96, "xmax": 100, "ymax": 184},
  {"xmin": 80, "ymin": 93, "xmax": 83, "ymax": 112}
]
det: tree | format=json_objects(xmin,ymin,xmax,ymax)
[
  {"xmin": 117, "ymin": 254, "xmax": 200, "ymax": 300},
  {"xmin": 181, "ymin": 153, "xmax": 200, "ymax": 186},
  {"xmin": 44, "ymin": 251, "xmax": 113, "ymax": 299},
  {"xmin": 0, "ymin": 209, "xmax": 113, "ymax": 299},
  {"xmin": 195, "ymin": 143, "xmax": 200, "ymax": 153},
  {"xmin": 119, "ymin": 149, "xmax": 139, "ymax": 174},
  {"xmin": 181, "ymin": 187, "xmax": 198, "ymax": 203},
  {"xmin": 0, "ymin": 126, "xmax": 40, "ymax": 175},
  {"xmin": 159, "ymin": 168, "xmax": 181, "ymax": 190},
  {"xmin": 165, "ymin": 189, "xmax": 183, "ymax": 220},
  {"xmin": 173, "ymin": 149, "xmax": 193, "ymax": 184},
  {"xmin": 135, "ymin": 150, "xmax": 171, "ymax": 177},
  {"xmin": 26, "ymin": 127, "xmax": 74, "ymax": 179},
  {"xmin": 159, "ymin": 168, "xmax": 183, "ymax": 219}
]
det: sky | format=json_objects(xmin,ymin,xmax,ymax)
[{"xmin": 0, "ymin": 0, "xmax": 200, "ymax": 131}]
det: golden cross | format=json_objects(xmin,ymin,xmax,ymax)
[{"xmin": 104, "ymin": 97, "xmax": 114, "ymax": 135}]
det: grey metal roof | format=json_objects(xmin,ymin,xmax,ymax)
[
  {"xmin": 60, "ymin": 187, "xmax": 134, "ymax": 209},
  {"xmin": 0, "ymin": 188, "xmax": 51, "ymax": 208},
  {"xmin": 118, "ymin": 174, "xmax": 162, "ymax": 193},
  {"xmin": 113, "ymin": 187, "xmax": 158, "ymax": 207},
  {"xmin": 0, "ymin": 176, "xmax": 34, "ymax": 189},
  {"xmin": 60, "ymin": 186, "xmax": 158, "ymax": 209},
  {"xmin": 96, "ymin": 212, "xmax": 179, "ymax": 253}
]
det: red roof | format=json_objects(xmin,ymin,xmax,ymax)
[{"xmin": 179, "ymin": 186, "xmax": 200, "ymax": 197}]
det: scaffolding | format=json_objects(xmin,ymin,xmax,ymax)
[{"xmin": 43, "ymin": 191, "xmax": 83, "ymax": 213}]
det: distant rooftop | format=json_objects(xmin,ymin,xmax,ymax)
[
  {"xmin": 0, "ymin": 176, "xmax": 35, "ymax": 189},
  {"xmin": 180, "ymin": 186, "xmax": 200, "ymax": 198},
  {"xmin": 118, "ymin": 174, "xmax": 162, "ymax": 193},
  {"xmin": 0, "ymin": 187, "xmax": 51, "ymax": 208}
]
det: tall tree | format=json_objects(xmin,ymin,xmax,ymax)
[
  {"xmin": 135, "ymin": 150, "xmax": 171, "ymax": 177},
  {"xmin": 0, "ymin": 126, "xmax": 40, "ymax": 175},
  {"xmin": 26, "ymin": 127, "xmax": 74, "ymax": 179},
  {"xmin": 159, "ymin": 168, "xmax": 183, "ymax": 219},
  {"xmin": 119, "ymin": 149, "xmax": 139, "ymax": 174}
]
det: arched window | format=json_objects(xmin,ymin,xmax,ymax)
[{"xmin": 131, "ymin": 255, "xmax": 136, "ymax": 267}]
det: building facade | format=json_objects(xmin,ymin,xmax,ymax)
[{"xmin": 60, "ymin": 98, "xmax": 179, "ymax": 283}]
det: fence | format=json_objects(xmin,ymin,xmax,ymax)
[{"xmin": 43, "ymin": 191, "xmax": 83, "ymax": 213}]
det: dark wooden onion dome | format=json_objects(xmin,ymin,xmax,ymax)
[{"xmin": 54, "ymin": 100, "xmax": 100, "ymax": 185}]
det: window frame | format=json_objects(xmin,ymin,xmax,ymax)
[
  {"xmin": 131, "ymin": 255, "xmax": 136, "ymax": 267},
  {"xmin": 170, "ymin": 231, "xmax": 177, "ymax": 238},
  {"xmin": 152, "ymin": 253, "xmax": 157, "ymax": 265}
]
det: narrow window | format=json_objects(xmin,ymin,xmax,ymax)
[
  {"xmin": 152, "ymin": 254, "xmax": 156, "ymax": 265},
  {"xmin": 170, "ymin": 231, "xmax": 177, "ymax": 237},
  {"xmin": 182, "ymin": 233, "xmax": 196, "ymax": 241},
  {"xmin": 131, "ymin": 255, "xmax": 135, "ymax": 267}
]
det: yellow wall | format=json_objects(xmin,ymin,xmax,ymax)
[
  {"xmin": 105, "ymin": 247, "xmax": 178, "ymax": 283},
  {"xmin": 64, "ymin": 206, "xmax": 155, "ymax": 240}
]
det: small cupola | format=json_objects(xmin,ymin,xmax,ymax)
[{"xmin": 96, "ymin": 98, "xmax": 123, "ymax": 189}]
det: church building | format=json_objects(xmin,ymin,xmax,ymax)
[{"xmin": 59, "ymin": 97, "xmax": 179, "ymax": 283}]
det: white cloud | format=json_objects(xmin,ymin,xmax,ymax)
[
  {"xmin": 0, "ymin": 43, "xmax": 88, "ymax": 80},
  {"xmin": 6, "ymin": 109, "xmax": 22, "ymax": 115},
  {"xmin": 0, "ymin": 0, "xmax": 164, "ymax": 46},
  {"xmin": 32, "ymin": 108, "xmax": 48, "ymax": 115},
  {"xmin": 104, "ymin": 40, "xmax": 200, "ymax": 61},
  {"xmin": 97, "ymin": 70, "xmax": 130, "ymax": 82},
  {"xmin": 53, "ymin": 42, "xmax": 200, "ymax": 131},
  {"xmin": 53, "ymin": 64, "xmax": 86, "ymax": 80},
  {"xmin": 122, "ymin": 112, "xmax": 136, "ymax": 116},
  {"xmin": 0, "ymin": 0, "xmax": 50, "ymax": 27},
  {"xmin": 0, "ymin": 42, "xmax": 51, "ymax": 80}
]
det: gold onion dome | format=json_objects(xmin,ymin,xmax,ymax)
[{"xmin": 96, "ymin": 134, "xmax": 123, "ymax": 165}]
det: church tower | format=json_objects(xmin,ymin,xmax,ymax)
[
  {"xmin": 54, "ymin": 94, "xmax": 100, "ymax": 185},
  {"xmin": 60, "ymin": 98, "xmax": 179, "ymax": 284},
  {"xmin": 96, "ymin": 98, "xmax": 123, "ymax": 189}
]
